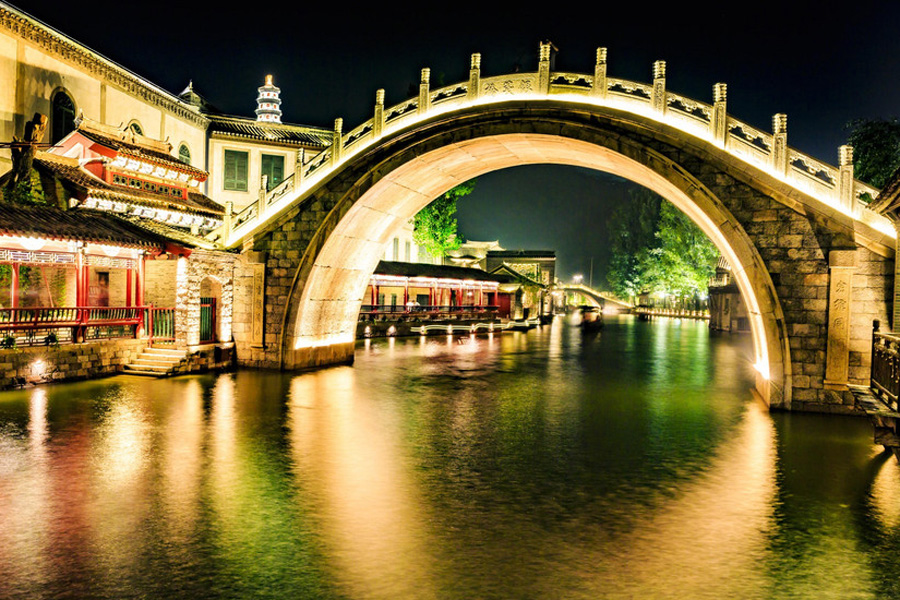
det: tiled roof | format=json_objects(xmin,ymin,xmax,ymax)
[
  {"xmin": 374, "ymin": 260, "xmax": 513, "ymax": 283},
  {"xmin": 486, "ymin": 250, "xmax": 556, "ymax": 259},
  {"xmin": 35, "ymin": 152, "xmax": 224, "ymax": 217},
  {"xmin": 74, "ymin": 126, "xmax": 207, "ymax": 179},
  {"xmin": 0, "ymin": 204, "xmax": 176, "ymax": 249},
  {"xmin": 208, "ymin": 114, "xmax": 331, "ymax": 147},
  {"xmin": 116, "ymin": 215, "xmax": 221, "ymax": 250}
]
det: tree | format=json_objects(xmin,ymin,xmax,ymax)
[
  {"xmin": 846, "ymin": 118, "xmax": 900, "ymax": 193},
  {"xmin": 411, "ymin": 180, "xmax": 475, "ymax": 259},
  {"xmin": 645, "ymin": 202, "xmax": 718, "ymax": 306},
  {"xmin": 606, "ymin": 188, "xmax": 718, "ymax": 307},
  {"xmin": 606, "ymin": 188, "xmax": 661, "ymax": 300}
]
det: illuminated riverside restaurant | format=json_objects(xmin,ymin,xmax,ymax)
[
  {"xmin": 358, "ymin": 261, "xmax": 519, "ymax": 336},
  {"xmin": 0, "ymin": 115, "xmax": 235, "ymax": 385}
]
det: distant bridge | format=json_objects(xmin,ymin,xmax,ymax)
[{"xmin": 557, "ymin": 284, "xmax": 633, "ymax": 311}]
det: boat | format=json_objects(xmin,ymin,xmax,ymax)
[{"xmin": 579, "ymin": 305, "xmax": 603, "ymax": 331}]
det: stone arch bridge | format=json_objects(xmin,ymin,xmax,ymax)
[
  {"xmin": 222, "ymin": 43, "xmax": 894, "ymax": 412},
  {"xmin": 558, "ymin": 284, "xmax": 633, "ymax": 311}
]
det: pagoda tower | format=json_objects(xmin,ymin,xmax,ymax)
[{"xmin": 255, "ymin": 74, "xmax": 282, "ymax": 123}]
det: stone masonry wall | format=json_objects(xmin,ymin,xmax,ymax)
[
  {"xmin": 145, "ymin": 259, "xmax": 177, "ymax": 306},
  {"xmin": 178, "ymin": 250, "xmax": 236, "ymax": 347},
  {"xmin": 0, "ymin": 338, "xmax": 145, "ymax": 390}
]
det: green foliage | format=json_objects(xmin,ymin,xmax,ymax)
[
  {"xmin": 643, "ymin": 202, "xmax": 719, "ymax": 298},
  {"xmin": 1, "ymin": 334, "xmax": 16, "ymax": 350},
  {"xmin": 846, "ymin": 118, "xmax": 900, "ymax": 194},
  {"xmin": 3, "ymin": 168, "xmax": 45, "ymax": 206},
  {"xmin": 411, "ymin": 180, "xmax": 475, "ymax": 259},
  {"xmin": 605, "ymin": 188, "xmax": 662, "ymax": 299},
  {"xmin": 606, "ymin": 188, "xmax": 718, "ymax": 303}
]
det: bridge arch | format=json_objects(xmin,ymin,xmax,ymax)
[{"xmin": 267, "ymin": 103, "xmax": 795, "ymax": 407}]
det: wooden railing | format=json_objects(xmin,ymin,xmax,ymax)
[
  {"xmin": 0, "ymin": 306, "xmax": 147, "ymax": 345},
  {"xmin": 632, "ymin": 307, "xmax": 710, "ymax": 320},
  {"xmin": 871, "ymin": 320, "xmax": 900, "ymax": 409},
  {"xmin": 359, "ymin": 305, "xmax": 499, "ymax": 320},
  {"xmin": 218, "ymin": 43, "xmax": 890, "ymax": 247}
]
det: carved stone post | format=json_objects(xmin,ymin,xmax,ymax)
[
  {"xmin": 223, "ymin": 200, "xmax": 233, "ymax": 233},
  {"xmin": 257, "ymin": 175, "xmax": 268, "ymax": 216},
  {"xmin": 418, "ymin": 68, "xmax": 431, "ymax": 114},
  {"xmin": 592, "ymin": 47, "xmax": 608, "ymax": 99},
  {"xmin": 538, "ymin": 42, "xmax": 552, "ymax": 94},
  {"xmin": 711, "ymin": 83, "xmax": 728, "ymax": 145},
  {"xmin": 839, "ymin": 145, "xmax": 855, "ymax": 214},
  {"xmin": 772, "ymin": 113, "xmax": 788, "ymax": 176},
  {"xmin": 651, "ymin": 60, "xmax": 666, "ymax": 115},
  {"xmin": 468, "ymin": 54, "xmax": 481, "ymax": 101},
  {"xmin": 331, "ymin": 118, "xmax": 343, "ymax": 166},
  {"xmin": 824, "ymin": 249, "xmax": 856, "ymax": 390},
  {"xmin": 294, "ymin": 148, "xmax": 305, "ymax": 188},
  {"xmin": 373, "ymin": 89, "xmax": 385, "ymax": 138}
]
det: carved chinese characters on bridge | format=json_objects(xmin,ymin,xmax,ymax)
[
  {"xmin": 483, "ymin": 78, "xmax": 533, "ymax": 95},
  {"xmin": 251, "ymin": 263, "xmax": 265, "ymax": 347},
  {"xmin": 825, "ymin": 262, "xmax": 854, "ymax": 389}
]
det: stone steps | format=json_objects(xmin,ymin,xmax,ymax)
[{"xmin": 123, "ymin": 347, "xmax": 187, "ymax": 377}]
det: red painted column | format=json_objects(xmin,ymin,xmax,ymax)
[
  {"xmin": 125, "ymin": 268, "xmax": 133, "ymax": 307},
  {"xmin": 403, "ymin": 278, "xmax": 409, "ymax": 311},
  {"xmin": 136, "ymin": 254, "xmax": 145, "ymax": 307},
  {"xmin": 10, "ymin": 264, "xmax": 18, "ymax": 309}
]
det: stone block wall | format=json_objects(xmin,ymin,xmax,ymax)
[
  {"xmin": 0, "ymin": 338, "xmax": 145, "ymax": 390},
  {"xmin": 179, "ymin": 250, "xmax": 236, "ymax": 347},
  {"xmin": 850, "ymin": 247, "xmax": 893, "ymax": 384},
  {"xmin": 145, "ymin": 259, "xmax": 178, "ymax": 306}
]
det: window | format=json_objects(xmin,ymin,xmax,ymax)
[
  {"xmin": 178, "ymin": 143, "xmax": 191, "ymax": 165},
  {"xmin": 405, "ymin": 241, "xmax": 411, "ymax": 262},
  {"xmin": 51, "ymin": 91, "xmax": 76, "ymax": 143},
  {"xmin": 261, "ymin": 154, "xmax": 284, "ymax": 190},
  {"xmin": 128, "ymin": 121, "xmax": 143, "ymax": 136},
  {"xmin": 392, "ymin": 238, "xmax": 399, "ymax": 260},
  {"xmin": 224, "ymin": 150, "xmax": 248, "ymax": 191}
]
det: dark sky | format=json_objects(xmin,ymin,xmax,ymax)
[{"xmin": 16, "ymin": 1, "xmax": 900, "ymax": 282}]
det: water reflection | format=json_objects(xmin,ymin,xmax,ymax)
[{"xmin": 0, "ymin": 315, "xmax": 895, "ymax": 599}]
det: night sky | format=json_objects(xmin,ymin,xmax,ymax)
[{"xmin": 16, "ymin": 1, "xmax": 900, "ymax": 282}]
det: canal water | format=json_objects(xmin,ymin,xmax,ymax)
[{"xmin": 1, "ymin": 315, "xmax": 899, "ymax": 599}]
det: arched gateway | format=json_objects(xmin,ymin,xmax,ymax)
[{"xmin": 226, "ymin": 45, "xmax": 894, "ymax": 412}]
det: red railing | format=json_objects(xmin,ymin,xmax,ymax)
[{"xmin": 0, "ymin": 306, "xmax": 162, "ymax": 345}]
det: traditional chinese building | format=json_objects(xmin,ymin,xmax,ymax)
[
  {"xmin": 0, "ymin": 114, "xmax": 236, "ymax": 385},
  {"xmin": 707, "ymin": 256, "xmax": 749, "ymax": 332},
  {"xmin": 357, "ymin": 260, "xmax": 517, "ymax": 337}
]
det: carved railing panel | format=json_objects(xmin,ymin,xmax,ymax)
[{"xmin": 222, "ymin": 47, "xmax": 891, "ymax": 245}]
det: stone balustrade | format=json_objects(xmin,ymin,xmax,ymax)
[{"xmin": 220, "ymin": 43, "xmax": 890, "ymax": 247}]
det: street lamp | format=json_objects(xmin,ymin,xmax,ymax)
[{"xmin": 573, "ymin": 274, "xmax": 583, "ymax": 284}]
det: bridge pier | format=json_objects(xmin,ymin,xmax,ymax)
[{"xmin": 283, "ymin": 342, "xmax": 355, "ymax": 371}]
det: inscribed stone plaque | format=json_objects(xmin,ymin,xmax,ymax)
[
  {"xmin": 251, "ymin": 263, "xmax": 265, "ymax": 347},
  {"xmin": 824, "ymin": 267, "xmax": 853, "ymax": 388}
]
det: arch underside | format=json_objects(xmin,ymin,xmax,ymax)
[{"xmin": 278, "ymin": 108, "xmax": 791, "ymax": 407}]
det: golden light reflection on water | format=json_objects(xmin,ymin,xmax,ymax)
[
  {"xmin": 871, "ymin": 457, "xmax": 900, "ymax": 530},
  {"xmin": 162, "ymin": 379, "xmax": 204, "ymax": 545},
  {"xmin": 288, "ymin": 368, "xmax": 438, "ymax": 600},
  {"xmin": 1, "ymin": 318, "xmax": 898, "ymax": 599},
  {"xmin": 572, "ymin": 401, "xmax": 778, "ymax": 599}
]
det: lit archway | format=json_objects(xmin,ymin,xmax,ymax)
[{"xmin": 278, "ymin": 121, "xmax": 790, "ymax": 407}]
